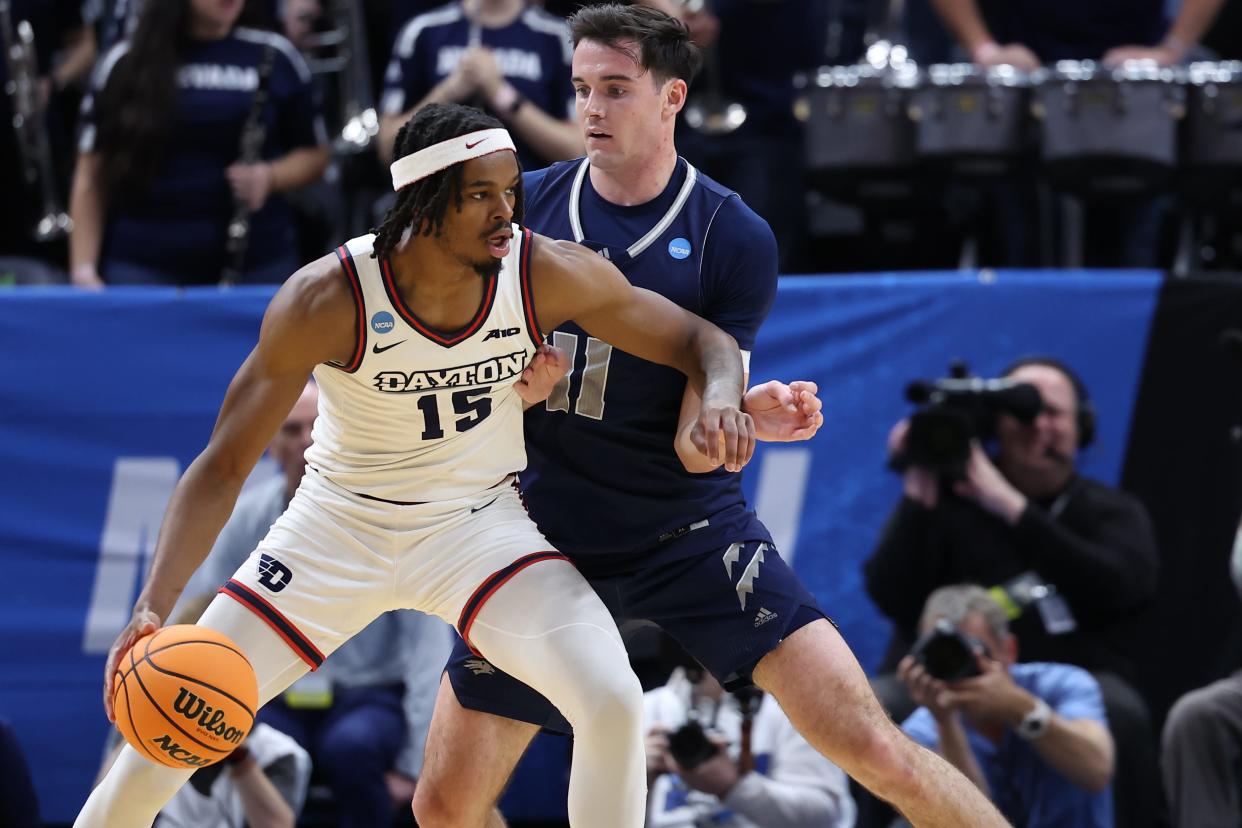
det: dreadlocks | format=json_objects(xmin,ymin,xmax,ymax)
[{"xmin": 371, "ymin": 103, "xmax": 525, "ymax": 262}]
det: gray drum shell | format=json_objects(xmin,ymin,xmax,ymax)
[
  {"xmin": 1035, "ymin": 76, "xmax": 1184, "ymax": 167},
  {"xmin": 911, "ymin": 79, "xmax": 1028, "ymax": 158},
  {"xmin": 802, "ymin": 81, "xmax": 915, "ymax": 170},
  {"xmin": 1184, "ymin": 65, "xmax": 1242, "ymax": 167}
]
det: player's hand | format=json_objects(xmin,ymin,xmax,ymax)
[
  {"xmin": 513, "ymin": 344, "xmax": 571, "ymax": 406},
  {"xmin": 743, "ymin": 380, "xmax": 823, "ymax": 442},
  {"xmin": 692, "ymin": 403, "xmax": 755, "ymax": 472},
  {"xmin": 226, "ymin": 162, "xmax": 274, "ymax": 212},
  {"xmin": 102, "ymin": 608, "xmax": 162, "ymax": 722}
]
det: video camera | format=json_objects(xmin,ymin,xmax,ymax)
[
  {"xmin": 894, "ymin": 361, "xmax": 1043, "ymax": 478},
  {"xmin": 910, "ymin": 618, "xmax": 991, "ymax": 681}
]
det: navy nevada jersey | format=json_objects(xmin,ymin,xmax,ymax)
[{"xmin": 520, "ymin": 157, "xmax": 778, "ymax": 563}]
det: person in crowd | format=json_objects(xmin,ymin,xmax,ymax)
[
  {"xmin": 377, "ymin": 0, "xmax": 583, "ymax": 170},
  {"xmin": 864, "ymin": 356, "xmax": 1160, "ymax": 827},
  {"xmin": 0, "ymin": 718, "xmax": 40, "ymax": 828},
  {"xmin": 182, "ymin": 380, "xmax": 455, "ymax": 828},
  {"xmin": 0, "ymin": 0, "xmax": 95, "ymax": 274},
  {"xmin": 1160, "ymin": 517, "xmax": 1242, "ymax": 828},
  {"xmin": 96, "ymin": 593, "xmax": 313, "ymax": 828},
  {"xmin": 643, "ymin": 640, "xmax": 855, "ymax": 828},
  {"xmin": 69, "ymin": 0, "xmax": 329, "ymax": 287},
  {"xmin": 899, "ymin": 584, "xmax": 1115, "ymax": 828}
]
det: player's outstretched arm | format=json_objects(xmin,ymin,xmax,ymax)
[
  {"xmin": 531, "ymin": 236, "xmax": 754, "ymax": 471},
  {"xmin": 100, "ymin": 257, "xmax": 355, "ymax": 721}
]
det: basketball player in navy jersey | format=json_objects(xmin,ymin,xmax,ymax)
[
  {"xmin": 413, "ymin": 6, "xmax": 1011, "ymax": 828},
  {"xmin": 77, "ymin": 103, "xmax": 753, "ymax": 828}
]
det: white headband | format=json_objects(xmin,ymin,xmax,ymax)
[{"xmin": 390, "ymin": 128, "xmax": 517, "ymax": 191}]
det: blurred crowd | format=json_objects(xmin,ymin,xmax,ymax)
[{"xmin": 2, "ymin": 0, "xmax": 1241, "ymax": 288}]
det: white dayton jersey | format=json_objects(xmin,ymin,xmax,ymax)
[{"xmin": 306, "ymin": 226, "xmax": 543, "ymax": 503}]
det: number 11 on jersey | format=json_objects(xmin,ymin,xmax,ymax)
[{"xmin": 545, "ymin": 331, "xmax": 613, "ymax": 420}]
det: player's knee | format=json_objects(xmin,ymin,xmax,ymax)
[
  {"xmin": 845, "ymin": 720, "xmax": 923, "ymax": 801},
  {"xmin": 576, "ymin": 667, "xmax": 643, "ymax": 742},
  {"xmin": 411, "ymin": 777, "xmax": 486, "ymax": 828}
]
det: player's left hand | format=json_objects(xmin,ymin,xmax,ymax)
[
  {"xmin": 226, "ymin": 162, "xmax": 274, "ymax": 212},
  {"xmin": 744, "ymin": 380, "xmax": 824, "ymax": 442},
  {"xmin": 692, "ymin": 403, "xmax": 755, "ymax": 472},
  {"xmin": 513, "ymin": 344, "xmax": 571, "ymax": 406}
]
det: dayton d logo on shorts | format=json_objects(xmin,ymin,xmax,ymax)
[{"xmin": 257, "ymin": 553, "xmax": 293, "ymax": 593}]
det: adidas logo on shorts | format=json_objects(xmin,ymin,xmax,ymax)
[{"xmin": 754, "ymin": 607, "xmax": 779, "ymax": 629}]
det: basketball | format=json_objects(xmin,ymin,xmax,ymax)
[{"xmin": 112, "ymin": 625, "xmax": 258, "ymax": 769}]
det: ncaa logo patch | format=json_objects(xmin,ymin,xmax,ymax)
[
  {"xmin": 371, "ymin": 311, "xmax": 395, "ymax": 334},
  {"xmin": 667, "ymin": 237, "xmax": 691, "ymax": 260}
]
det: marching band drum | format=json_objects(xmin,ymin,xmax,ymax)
[{"xmin": 798, "ymin": 58, "xmax": 1242, "ymax": 201}]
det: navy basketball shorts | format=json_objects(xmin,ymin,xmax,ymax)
[{"xmin": 446, "ymin": 539, "xmax": 829, "ymax": 733}]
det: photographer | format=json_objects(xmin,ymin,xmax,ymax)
[
  {"xmin": 899, "ymin": 584, "xmax": 1114, "ymax": 827},
  {"xmin": 863, "ymin": 357, "xmax": 1159, "ymax": 826},
  {"xmin": 643, "ymin": 651, "xmax": 855, "ymax": 828}
]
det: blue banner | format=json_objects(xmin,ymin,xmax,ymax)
[{"xmin": 0, "ymin": 272, "xmax": 1161, "ymax": 823}]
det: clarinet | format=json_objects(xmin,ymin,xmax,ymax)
[{"xmin": 220, "ymin": 44, "xmax": 276, "ymax": 286}]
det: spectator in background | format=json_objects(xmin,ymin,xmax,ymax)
[
  {"xmin": 643, "ymin": 642, "xmax": 855, "ymax": 828},
  {"xmin": 0, "ymin": 0, "xmax": 95, "ymax": 277},
  {"xmin": 899, "ymin": 584, "xmax": 1114, "ymax": 828},
  {"xmin": 863, "ymin": 356, "xmax": 1160, "ymax": 828},
  {"xmin": 1160, "ymin": 516, "xmax": 1242, "ymax": 828},
  {"xmin": 68, "ymin": 0, "xmax": 329, "ymax": 287},
  {"xmin": 181, "ymin": 380, "xmax": 454, "ymax": 828},
  {"xmin": 96, "ymin": 593, "xmax": 313, "ymax": 828},
  {"xmin": 667, "ymin": 0, "xmax": 822, "ymax": 273},
  {"xmin": 377, "ymin": 0, "xmax": 583, "ymax": 169},
  {"xmin": 0, "ymin": 719, "xmax": 40, "ymax": 828}
]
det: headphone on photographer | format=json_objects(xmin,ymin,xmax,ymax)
[{"xmin": 1002, "ymin": 356, "xmax": 1097, "ymax": 450}]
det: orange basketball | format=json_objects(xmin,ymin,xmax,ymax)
[{"xmin": 112, "ymin": 625, "xmax": 258, "ymax": 769}]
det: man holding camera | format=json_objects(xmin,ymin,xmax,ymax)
[
  {"xmin": 643, "ymin": 653, "xmax": 855, "ymax": 828},
  {"xmin": 900, "ymin": 584, "xmax": 1115, "ymax": 827},
  {"xmin": 863, "ymin": 357, "xmax": 1160, "ymax": 826}
]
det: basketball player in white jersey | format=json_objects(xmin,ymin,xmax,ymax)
[{"xmin": 76, "ymin": 102, "xmax": 754, "ymax": 828}]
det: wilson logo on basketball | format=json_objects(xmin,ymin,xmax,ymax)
[
  {"xmin": 173, "ymin": 687, "xmax": 247, "ymax": 744},
  {"xmin": 149, "ymin": 734, "xmax": 214, "ymax": 767}
]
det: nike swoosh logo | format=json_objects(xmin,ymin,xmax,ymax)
[
  {"xmin": 470, "ymin": 495, "xmax": 500, "ymax": 514},
  {"xmin": 372, "ymin": 340, "xmax": 406, "ymax": 354},
  {"xmin": 465, "ymin": 138, "xmax": 488, "ymax": 149}
]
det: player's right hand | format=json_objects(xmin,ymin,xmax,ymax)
[
  {"xmin": 692, "ymin": 403, "xmax": 755, "ymax": 472},
  {"xmin": 102, "ymin": 608, "xmax": 162, "ymax": 722}
]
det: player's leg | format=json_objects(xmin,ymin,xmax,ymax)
[
  {"xmin": 74, "ymin": 595, "xmax": 314, "ymax": 828},
  {"xmin": 455, "ymin": 559, "xmax": 646, "ymax": 828},
  {"xmin": 411, "ymin": 673, "xmax": 538, "ymax": 828},
  {"xmin": 408, "ymin": 487, "xmax": 646, "ymax": 828},
  {"xmin": 753, "ymin": 619, "xmax": 1009, "ymax": 827}
]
